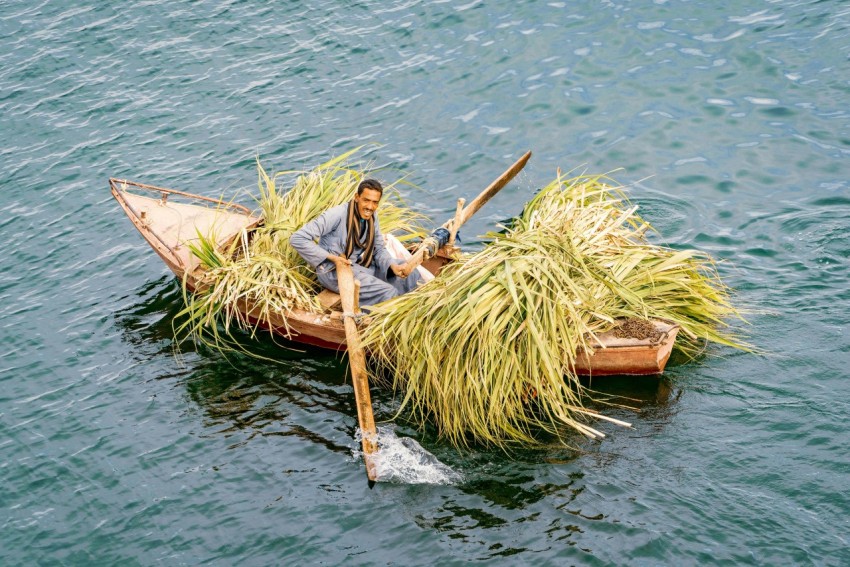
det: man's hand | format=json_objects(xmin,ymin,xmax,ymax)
[
  {"xmin": 328, "ymin": 254, "xmax": 352, "ymax": 268},
  {"xmin": 390, "ymin": 262, "xmax": 412, "ymax": 279}
]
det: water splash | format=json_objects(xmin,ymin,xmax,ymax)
[{"xmin": 354, "ymin": 426, "xmax": 462, "ymax": 485}]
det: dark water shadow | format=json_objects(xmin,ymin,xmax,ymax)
[
  {"xmin": 582, "ymin": 373, "xmax": 680, "ymax": 407},
  {"xmin": 397, "ymin": 374, "xmax": 686, "ymax": 554},
  {"xmin": 113, "ymin": 276, "xmax": 362, "ymax": 457},
  {"xmin": 114, "ymin": 276, "xmax": 688, "ymax": 489}
]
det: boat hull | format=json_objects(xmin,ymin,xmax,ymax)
[
  {"xmin": 111, "ymin": 178, "xmax": 679, "ymax": 376},
  {"xmin": 572, "ymin": 324, "xmax": 679, "ymax": 376}
]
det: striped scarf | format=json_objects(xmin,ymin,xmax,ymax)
[{"xmin": 344, "ymin": 199, "xmax": 375, "ymax": 268}]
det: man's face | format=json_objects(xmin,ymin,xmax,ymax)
[{"xmin": 354, "ymin": 188, "xmax": 381, "ymax": 220}]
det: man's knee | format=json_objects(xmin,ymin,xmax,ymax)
[
  {"xmin": 358, "ymin": 271, "xmax": 398, "ymax": 305},
  {"xmin": 321, "ymin": 264, "xmax": 402, "ymax": 306},
  {"xmin": 361, "ymin": 279, "xmax": 398, "ymax": 305}
]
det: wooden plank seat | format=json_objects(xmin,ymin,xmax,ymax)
[{"xmin": 317, "ymin": 289, "xmax": 342, "ymax": 312}]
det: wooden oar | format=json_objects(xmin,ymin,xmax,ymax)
[
  {"xmin": 401, "ymin": 150, "xmax": 532, "ymax": 273},
  {"xmin": 449, "ymin": 149, "xmax": 532, "ymax": 230},
  {"xmin": 335, "ymin": 261, "xmax": 379, "ymax": 484}
]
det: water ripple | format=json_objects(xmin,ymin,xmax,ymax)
[{"xmin": 2, "ymin": 0, "xmax": 850, "ymax": 564}]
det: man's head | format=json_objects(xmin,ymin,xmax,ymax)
[{"xmin": 354, "ymin": 179, "xmax": 383, "ymax": 220}]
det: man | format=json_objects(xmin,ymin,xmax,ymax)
[{"xmin": 290, "ymin": 179, "xmax": 422, "ymax": 306}]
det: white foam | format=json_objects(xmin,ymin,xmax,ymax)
[{"xmin": 354, "ymin": 426, "xmax": 462, "ymax": 485}]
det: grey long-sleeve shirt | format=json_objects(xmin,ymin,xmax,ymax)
[{"xmin": 289, "ymin": 203, "xmax": 396, "ymax": 278}]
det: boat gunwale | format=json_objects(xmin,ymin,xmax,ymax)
[{"xmin": 109, "ymin": 178, "xmax": 254, "ymax": 215}]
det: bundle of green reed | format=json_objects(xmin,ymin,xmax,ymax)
[
  {"xmin": 174, "ymin": 149, "xmax": 428, "ymax": 349},
  {"xmin": 361, "ymin": 172, "xmax": 749, "ymax": 448}
]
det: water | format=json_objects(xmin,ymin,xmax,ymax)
[{"xmin": 2, "ymin": 0, "xmax": 849, "ymax": 564}]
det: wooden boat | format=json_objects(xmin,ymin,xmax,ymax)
[{"xmin": 110, "ymin": 178, "xmax": 679, "ymax": 376}]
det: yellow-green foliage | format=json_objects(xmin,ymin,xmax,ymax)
[
  {"xmin": 360, "ymin": 173, "xmax": 749, "ymax": 448},
  {"xmin": 177, "ymin": 153, "xmax": 748, "ymax": 449},
  {"xmin": 175, "ymin": 149, "xmax": 428, "ymax": 347}
]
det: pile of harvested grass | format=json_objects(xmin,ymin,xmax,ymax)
[
  {"xmin": 175, "ymin": 149, "xmax": 427, "ymax": 348},
  {"xmin": 360, "ymin": 172, "xmax": 749, "ymax": 448},
  {"xmin": 176, "ymin": 151, "xmax": 748, "ymax": 449}
]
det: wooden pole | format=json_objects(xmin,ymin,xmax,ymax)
[
  {"xmin": 452, "ymin": 150, "xmax": 531, "ymax": 228},
  {"xmin": 402, "ymin": 150, "xmax": 531, "ymax": 272},
  {"xmin": 448, "ymin": 198, "xmax": 465, "ymax": 247},
  {"xmin": 336, "ymin": 262, "xmax": 379, "ymax": 483}
]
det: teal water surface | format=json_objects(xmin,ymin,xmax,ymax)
[{"xmin": 2, "ymin": 1, "xmax": 849, "ymax": 565}]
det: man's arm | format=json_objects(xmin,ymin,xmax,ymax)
[
  {"xmin": 371, "ymin": 218, "xmax": 410, "ymax": 278},
  {"xmin": 289, "ymin": 207, "xmax": 342, "ymax": 268}
]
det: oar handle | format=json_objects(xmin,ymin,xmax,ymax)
[{"xmin": 448, "ymin": 198, "xmax": 465, "ymax": 246}]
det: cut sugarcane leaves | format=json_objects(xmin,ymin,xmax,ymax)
[{"xmin": 361, "ymin": 173, "xmax": 750, "ymax": 448}]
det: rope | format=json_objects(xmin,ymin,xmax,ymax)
[{"xmin": 343, "ymin": 311, "xmax": 365, "ymax": 324}]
